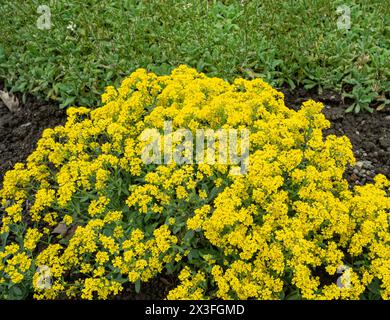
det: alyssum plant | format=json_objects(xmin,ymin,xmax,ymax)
[{"xmin": 0, "ymin": 66, "xmax": 389, "ymax": 300}]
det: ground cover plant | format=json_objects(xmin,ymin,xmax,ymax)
[
  {"xmin": 0, "ymin": 0, "xmax": 389, "ymax": 111},
  {"xmin": 0, "ymin": 66, "xmax": 389, "ymax": 300}
]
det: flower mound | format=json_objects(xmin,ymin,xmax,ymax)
[{"xmin": 0, "ymin": 66, "xmax": 389, "ymax": 300}]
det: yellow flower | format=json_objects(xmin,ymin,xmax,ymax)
[
  {"xmin": 24, "ymin": 228, "xmax": 42, "ymax": 251},
  {"xmin": 63, "ymin": 215, "xmax": 73, "ymax": 226}
]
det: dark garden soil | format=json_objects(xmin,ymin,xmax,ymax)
[
  {"xmin": 115, "ymin": 273, "xmax": 179, "ymax": 300},
  {"xmin": 0, "ymin": 84, "xmax": 389, "ymax": 299}
]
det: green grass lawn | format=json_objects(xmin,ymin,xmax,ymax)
[{"xmin": 0, "ymin": 0, "xmax": 389, "ymax": 111}]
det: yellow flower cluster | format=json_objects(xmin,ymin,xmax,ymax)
[
  {"xmin": 166, "ymin": 267, "xmax": 206, "ymax": 300},
  {"xmin": 0, "ymin": 66, "xmax": 389, "ymax": 300},
  {"xmin": 0, "ymin": 244, "xmax": 31, "ymax": 287}
]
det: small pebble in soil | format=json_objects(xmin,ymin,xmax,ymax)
[
  {"xmin": 364, "ymin": 161, "xmax": 373, "ymax": 170},
  {"xmin": 379, "ymin": 137, "xmax": 390, "ymax": 149},
  {"xmin": 366, "ymin": 142, "xmax": 376, "ymax": 152},
  {"xmin": 355, "ymin": 161, "xmax": 364, "ymax": 169}
]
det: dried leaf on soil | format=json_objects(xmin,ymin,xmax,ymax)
[
  {"xmin": 0, "ymin": 90, "xmax": 20, "ymax": 112},
  {"xmin": 52, "ymin": 222, "xmax": 68, "ymax": 237}
]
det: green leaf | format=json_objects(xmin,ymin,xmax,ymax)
[
  {"xmin": 345, "ymin": 104, "xmax": 356, "ymax": 113},
  {"xmin": 8, "ymin": 285, "xmax": 27, "ymax": 300},
  {"xmin": 188, "ymin": 249, "xmax": 200, "ymax": 262},
  {"xmin": 183, "ymin": 230, "xmax": 195, "ymax": 243},
  {"xmin": 0, "ymin": 45, "xmax": 5, "ymax": 62},
  {"xmin": 60, "ymin": 96, "xmax": 76, "ymax": 108},
  {"xmin": 285, "ymin": 291, "xmax": 301, "ymax": 300},
  {"xmin": 354, "ymin": 104, "xmax": 361, "ymax": 113},
  {"xmin": 135, "ymin": 280, "xmax": 141, "ymax": 294}
]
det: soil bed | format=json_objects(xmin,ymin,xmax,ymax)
[{"xmin": 0, "ymin": 86, "xmax": 389, "ymax": 299}]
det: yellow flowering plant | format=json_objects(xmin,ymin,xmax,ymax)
[{"xmin": 0, "ymin": 66, "xmax": 389, "ymax": 300}]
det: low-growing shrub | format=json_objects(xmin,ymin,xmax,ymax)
[{"xmin": 0, "ymin": 66, "xmax": 389, "ymax": 300}]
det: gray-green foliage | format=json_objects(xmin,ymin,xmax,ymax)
[{"xmin": 0, "ymin": 0, "xmax": 389, "ymax": 111}]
